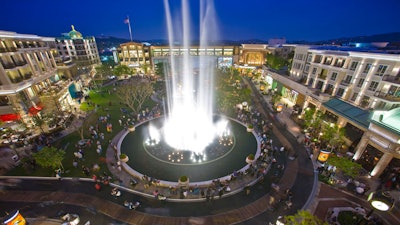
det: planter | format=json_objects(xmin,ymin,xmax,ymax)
[
  {"xmin": 247, "ymin": 125, "xmax": 254, "ymax": 132},
  {"xmin": 246, "ymin": 154, "xmax": 255, "ymax": 164},
  {"xmin": 178, "ymin": 176, "xmax": 189, "ymax": 188},
  {"xmin": 119, "ymin": 154, "xmax": 129, "ymax": 163}
]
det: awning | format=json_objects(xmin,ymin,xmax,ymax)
[
  {"xmin": 0, "ymin": 113, "xmax": 21, "ymax": 122},
  {"xmin": 29, "ymin": 103, "xmax": 44, "ymax": 116}
]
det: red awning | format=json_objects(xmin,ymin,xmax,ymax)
[
  {"xmin": 28, "ymin": 102, "xmax": 44, "ymax": 116},
  {"xmin": 0, "ymin": 113, "xmax": 21, "ymax": 122}
]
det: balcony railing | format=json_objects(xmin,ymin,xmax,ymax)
[
  {"xmin": 15, "ymin": 60, "xmax": 28, "ymax": 67},
  {"xmin": 340, "ymin": 81, "xmax": 351, "ymax": 86},
  {"xmin": 382, "ymin": 75, "xmax": 400, "ymax": 85},
  {"xmin": 374, "ymin": 91, "xmax": 400, "ymax": 102},
  {"xmin": 2, "ymin": 63, "xmax": 15, "ymax": 69}
]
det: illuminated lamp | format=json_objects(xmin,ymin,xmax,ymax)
[
  {"xmin": 367, "ymin": 191, "xmax": 395, "ymax": 212},
  {"xmin": 276, "ymin": 103, "xmax": 284, "ymax": 112},
  {"xmin": 317, "ymin": 149, "xmax": 331, "ymax": 164},
  {"xmin": 2, "ymin": 210, "xmax": 26, "ymax": 225}
]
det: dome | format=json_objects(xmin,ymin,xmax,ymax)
[{"xmin": 68, "ymin": 25, "xmax": 82, "ymax": 39}]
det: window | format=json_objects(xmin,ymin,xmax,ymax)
[
  {"xmin": 351, "ymin": 93, "xmax": 358, "ymax": 101},
  {"xmin": 312, "ymin": 67, "xmax": 317, "ymax": 75},
  {"xmin": 344, "ymin": 75, "xmax": 352, "ymax": 84},
  {"xmin": 350, "ymin": 61, "xmax": 358, "ymax": 71},
  {"xmin": 336, "ymin": 88, "xmax": 345, "ymax": 97},
  {"xmin": 331, "ymin": 72, "xmax": 337, "ymax": 81},
  {"xmin": 363, "ymin": 63, "xmax": 372, "ymax": 73},
  {"xmin": 307, "ymin": 55, "xmax": 312, "ymax": 62},
  {"xmin": 368, "ymin": 81, "xmax": 379, "ymax": 91},
  {"xmin": 304, "ymin": 65, "xmax": 310, "ymax": 73},
  {"xmin": 375, "ymin": 65, "xmax": 387, "ymax": 76},
  {"xmin": 357, "ymin": 78, "xmax": 365, "ymax": 88}
]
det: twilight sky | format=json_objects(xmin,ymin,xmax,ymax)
[{"xmin": 1, "ymin": 0, "xmax": 399, "ymax": 42}]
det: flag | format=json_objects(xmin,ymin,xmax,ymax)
[{"xmin": 124, "ymin": 17, "xmax": 130, "ymax": 24}]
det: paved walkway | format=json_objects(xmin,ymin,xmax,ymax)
[{"xmin": 3, "ymin": 77, "xmax": 396, "ymax": 224}]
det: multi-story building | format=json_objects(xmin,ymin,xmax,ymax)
[
  {"xmin": 0, "ymin": 31, "xmax": 81, "ymax": 127},
  {"xmin": 55, "ymin": 25, "xmax": 101, "ymax": 76},
  {"xmin": 264, "ymin": 45, "xmax": 400, "ymax": 177},
  {"xmin": 118, "ymin": 42, "xmax": 151, "ymax": 73},
  {"xmin": 117, "ymin": 43, "xmax": 239, "ymax": 73},
  {"xmin": 290, "ymin": 45, "xmax": 400, "ymax": 110}
]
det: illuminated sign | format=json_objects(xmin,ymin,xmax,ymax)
[
  {"xmin": 317, "ymin": 150, "xmax": 331, "ymax": 163},
  {"xmin": 3, "ymin": 210, "xmax": 26, "ymax": 225}
]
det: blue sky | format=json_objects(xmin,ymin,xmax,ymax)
[{"xmin": 1, "ymin": 0, "xmax": 399, "ymax": 42}]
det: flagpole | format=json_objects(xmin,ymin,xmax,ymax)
[{"xmin": 127, "ymin": 15, "xmax": 133, "ymax": 42}]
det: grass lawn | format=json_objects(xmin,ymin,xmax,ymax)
[
  {"xmin": 6, "ymin": 81, "xmax": 157, "ymax": 179},
  {"xmin": 6, "ymin": 72, "xmax": 251, "ymax": 179}
]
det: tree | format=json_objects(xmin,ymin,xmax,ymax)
[
  {"xmin": 95, "ymin": 64, "xmax": 113, "ymax": 80},
  {"xmin": 32, "ymin": 114, "xmax": 46, "ymax": 134},
  {"xmin": 327, "ymin": 154, "xmax": 362, "ymax": 179},
  {"xmin": 116, "ymin": 79, "xmax": 154, "ymax": 115},
  {"xmin": 113, "ymin": 65, "xmax": 132, "ymax": 77},
  {"xmin": 284, "ymin": 210, "xmax": 328, "ymax": 225},
  {"xmin": 32, "ymin": 146, "xmax": 65, "ymax": 170},
  {"xmin": 320, "ymin": 123, "xmax": 345, "ymax": 151},
  {"xmin": 154, "ymin": 62, "xmax": 166, "ymax": 80}
]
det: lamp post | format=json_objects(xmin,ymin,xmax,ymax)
[{"xmin": 357, "ymin": 190, "xmax": 395, "ymax": 224}]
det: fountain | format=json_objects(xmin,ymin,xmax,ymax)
[
  {"xmin": 161, "ymin": 0, "xmax": 219, "ymax": 155},
  {"xmin": 119, "ymin": 0, "xmax": 258, "ymax": 183}
]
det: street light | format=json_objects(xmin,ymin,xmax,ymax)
[
  {"xmin": 356, "ymin": 190, "xmax": 395, "ymax": 224},
  {"xmin": 367, "ymin": 191, "xmax": 395, "ymax": 212}
]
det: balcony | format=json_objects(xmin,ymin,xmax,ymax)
[
  {"xmin": 374, "ymin": 91, "xmax": 400, "ymax": 102},
  {"xmin": 2, "ymin": 63, "xmax": 15, "ymax": 69},
  {"xmin": 340, "ymin": 81, "xmax": 351, "ymax": 86},
  {"xmin": 23, "ymin": 73, "xmax": 33, "ymax": 80},
  {"xmin": 382, "ymin": 75, "xmax": 400, "ymax": 85},
  {"xmin": 15, "ymin": 60, "xmax": 28, "ymax": 67}
]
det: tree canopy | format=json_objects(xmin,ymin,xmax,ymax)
[
  {"xmin": 284, "ymin": 210, "xmax": 328, "ymax": 225},
  {"xmin": 327, "ymin": 154, "xmax": 362, "ymax": 179},
  {"xmin": 113, "ymin": 65, "xmax": 132, "ymax": 77},
  {"xmin": 95, "ymin": 64, "xmax": 113, "ymax": 79},
  {"xmin": 32, "ymin": 146, "xmax": 65, "ymax": 170},
  {"xmin": 116, "ymin": 78, "xmax": 154, "ymax": 115}
]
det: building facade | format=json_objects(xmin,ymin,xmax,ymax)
[
  {"xmin": 0, "ymin": 31, "xmax": 81, "ymax": 127},
  {"xmin": 265, "ymin": 45, "xmax": 400, "ymax": 177},
  {"xmin": 290, "ymin": 45, "xmax": 400, "ymax": 110},
  {"xmin": 55, "ymin": 26, "xmax": 101, "ymax": 76}
]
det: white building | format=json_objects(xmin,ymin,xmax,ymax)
[
  {"xmin": 55, "ymin": 25, "xmax": 101, "ymax": 76},
  {"xmin": 0, "ymin": 30, "xmax": 79, "ymax": 127},
  {"xmin": 265, "ymin": 44, "xmax": 400, "ymax": 177}
]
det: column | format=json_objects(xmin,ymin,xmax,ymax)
[
  {"xmin": 370, "ymin": 152, "xmax": 393, "ymax": 177},
  {"xmin": 353, "ymin": 134, "xmax": 369, "ymax": 160}
]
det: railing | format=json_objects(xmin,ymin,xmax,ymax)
[
  {"xmin": 340, "ymin": 81, "xmax": 351, "ymax": 86},
  {"xmin": 15, "ymin": 60, "xmax": 28, "ymax": 67},
  {"xmin": 374, "ymin": 91, "xmax": 400, "ymax": 102},
  {"xmin": 382, "ymin": 75, "xmax": 400, "ymax": 85},
  {"xmin": 2, "ymin": 63, "xmax": 15, "ymax": 69}
]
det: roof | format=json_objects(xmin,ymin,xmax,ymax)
[
  {"xmin": 322, "ymin": 98, "xmax": 371, "ymax": 128},
  {"xmin": 370, "ymin": 108, "xmax": 400, "ymax": 135}
]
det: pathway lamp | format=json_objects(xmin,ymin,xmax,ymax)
[{"xmin": 356, "ymin": 190, "xmax": 395, "ymax": 224}]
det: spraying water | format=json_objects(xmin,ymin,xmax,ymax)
[{"xmin": 162, "ymin": 0, "xmax": 222, "ymax": 155}]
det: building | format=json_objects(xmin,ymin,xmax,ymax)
[
  {"xmin": 55, "ymin": 25, "xmax": 101, "ymax": 77},
  {"xmin": 118, "ymin": 42, "xmax": 151, "ymax": 73},
  {"xmin": 264, "ymin": 44, "xmax": 400, "ymax": 177},
  {"xmin": 0, "ymin": 31, "xmax": 81, "ymax": 128},
  {"xmin": 117, "ymin": 43, "xmax": 239, "ymax": 74}
]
